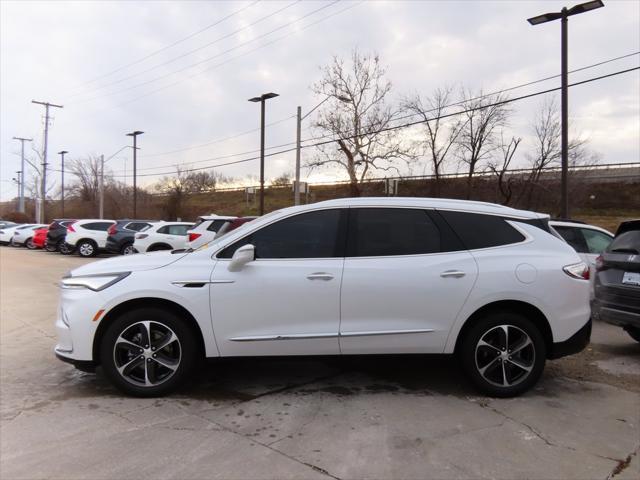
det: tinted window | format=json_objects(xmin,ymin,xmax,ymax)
[
  {"xmin": 440, "ymin": 211, "xmax": 526, "ymax": 250},
  {"xmin": 581, "ymin": 229, "xmax": 612, "ymax": 254},
  {"xmin": 609, "ymin": 231, "xmax": 640, "ymax": 254},
  {"xmin": 126, "ymin": 222, "xmax": 151, "ymax": 232},
  {"xmin": 158, "ymin": 224, "xmax": 190, "ymax": 235},
  {"xmin": 207, "ymin": 220, "xmax": 228, "ymax": 232},
  {"xmin": 554, "ymin": 226, "xmax": 588, "ymax": 253},
  {"xmin": 83, "ymin": 222, "xmax": 113, "ymax": 232},
  {"xmin": 218, "ymin": 209, "xmax": 344, "ymax": 259},
  {"xmin": 347, "ymin": 208, "xmax": 441, "ymax": 257}
]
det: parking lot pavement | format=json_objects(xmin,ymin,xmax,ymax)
[{"xmin": 1, "ymin": 247, "xmax": 638, "ymax": 480}]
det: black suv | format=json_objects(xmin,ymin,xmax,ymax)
[
  {"xmin": 45, "ymin": 219, "xmax": 76, "ymax": 253},
  {"xmin": 105, "ymin": 220, "xmax": 155, "ymax": 255},
  {"xmin": 593, "ymin": 219, "xmax": 640, "ymax": 342}
]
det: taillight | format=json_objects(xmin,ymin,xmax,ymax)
[
  {"xmin": 135, "ymin": 233, "xmax": 148, "ymax": 239},
  {"xmin": 107, "ymin": 224, "xmax": 117, "ymax": 235},
  {"xmin": 67, "ymin": 223, "xmax": 76, "ymax": 233},
  {"xmin": 563, "ymin": 262, "xmax": 590, "ymax": 280},
  {"xmin": 595, "ymin": 255, "xmax": 604, "ymax": 271},
  {"xmin": 188, "ymin": 232, "xmax": 201, "ymax": 242}
]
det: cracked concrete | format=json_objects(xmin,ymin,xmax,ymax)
[{"xmin": 1, "ymin": 248, "xmax": 639, "ymax": 479}]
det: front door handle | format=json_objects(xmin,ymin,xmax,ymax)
[
  {"xmin": 307, "ymin": 272, "xmax": 334, "ymax": 281},
  {"xmin": 440, "ymin": 270, "xmax": 466, "ymax": 278}
]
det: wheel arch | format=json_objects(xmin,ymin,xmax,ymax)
[
  {"xmin": 148, "ymin": 243, "xmax": 172, "ymax": 251},
  {"xmin": 453, "ymin": 300, "xmax": 553, "ymax": 358},
  {"xmin": 92, "ymin": 297, "xmax": 206, "ymax": 364}
]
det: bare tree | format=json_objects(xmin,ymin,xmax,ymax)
[
  {"xmin": 457, "ymin": 90, "xmax": 510, "ymax": 198},
  {"xmin": 271, "ymin": 172, "xmax": 292, "ymax": 187},
  {"xmin": 309, "ymin": 49, "xmax": 413, "ymax": 196},
  {"xmin": 155, "ymin": 167, "xmax": 225, "ymax": 220},
  {"xmin": 488, "ymin": 133, "xmax": 521, "ymax": 205},
  {"xmin": 402, "ymin": 86, "xmax": 465, "ymax": 196},
  {"xmin": 67, "ymin": 155, "xmax": 104, "ymax": 203}
]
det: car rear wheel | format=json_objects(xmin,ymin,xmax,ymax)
[
  {"xmin": 121, "ymin": 243, "xmax": 135, "ymax": 255},
  {"xmin": 460, "ymin": 311, "xmax": 546, "ymax": 397},
  {"xmin": 45, "ymin": 241, "xmax": 57, "ymax": 252},
  {"xmin": 624, "ymin": 326, "xmax": 640, "ymax": 343},
  {"xmin": 26, "ymin": 237, "xmax": 36, "ymax": 249},
  {"xmin": 77, "ymin": 240, "xmax": 97, "ymax": 257},
  {"xmin": 100, "ymin": 308, "xmax": 198, "ymax": 397},
  {"xmin": 59, "ymin": 242, "xmax": 74, "ymax": 255}
]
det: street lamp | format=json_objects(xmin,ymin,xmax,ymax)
[
  {"xmin": 527, "ymin": 0, "xmax": 604, "ymax": 218},
  {"xmin": 58, "ymin": 150, "xmax": 68, "ymax": 216},
  {"xmin": 126, "ymin": 131, "xmax": 144, "ymax": 218},
  {"xmin": 249, "ymin": 92, "xmax": 279, "ymax": 215},
  {"xmin": 294, "ymin": 95, "xmax": 350, "ymax": 205}
]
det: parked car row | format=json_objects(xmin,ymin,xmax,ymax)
[{"xmin": 0, "ymin": 214, "xmax": 257, "ymax": 258}]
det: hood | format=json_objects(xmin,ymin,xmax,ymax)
[{"xmin": 70, "ymin": 250, "xmax": 188, "ymax": 276}]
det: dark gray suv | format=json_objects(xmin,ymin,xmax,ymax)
[{"xmin": 593, "ymin": 220, "xmax": 640, "ymax": 342}]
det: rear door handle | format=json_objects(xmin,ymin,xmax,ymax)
[
  {"xmin": 440, "ymin": 270, "xmax": 466, "ymax": 278},
  {"xmin": 307, "ymin": 272, "xmax": 334, "ymax": 281}
]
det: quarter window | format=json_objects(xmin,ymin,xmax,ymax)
[
  {"xmin": 553, "ymin": 226, "xmax": 588, "ymax": 253},
  {"xmin": 581, "ymin": 228, "xmax": 612, "ymax": 254},
  {"xmin": 439, "ymin": 211, "xmax": 526, "ymax": 250},
  {"xmin": 347, "ymin": 208, "xmax": 441, "ymax": 257},
  {"xmin": 218, "ymin": 209, "xmax": 344, "ymax": 259},
  {"xmin": 207, "ymin": 220, "xmax": 228, "ymax": 232}
]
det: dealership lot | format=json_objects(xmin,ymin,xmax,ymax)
[{"xmin": 1, "ymin": 248, "xmax": 638, "ymax": 479}]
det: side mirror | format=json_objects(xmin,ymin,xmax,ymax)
[{"xmin": 228, "ymin": 244, "xmax": 255, "ymax": 272}]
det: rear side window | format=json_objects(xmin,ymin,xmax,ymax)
[
  {"xmin": 553, "ymin": 226, "xmax": 588, "ymax": 253},
  {"xmin": 83, "ymin": 222, "xmax": 113, "ymax": 232},
  {"xmin": 126, "ymin": 222, "xmax": 151, "ymax": 232},
  {"xmin": 158, "ymin": 224, "xmax": 191, "ymax": 235},
  {"xmin": 347, "ymin": 208, "xmax": 441, "ymax": 257},
  {"xmin": 207, "ymin": 220, "xmax": 228, "ymax": 232},
  {"xmin": 581, "ymin": 229, "xmax": 612, "ymax": 254},
  {"xmin": 439, "ymin": 211, "xmax": 526, "ymax": 250}
]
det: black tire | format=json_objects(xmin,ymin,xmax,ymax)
[
  {"xmin": 459, "ymin": 311, "xmax": 546, "ymax": 397},
  {"xmin": 100, "ymin": 307, "xmax": 199, "ymax": 397},
  {"xmin": 59, "ymin": 242, "xmax": 74, "ymax": 255},
  {"xmin": 77, "ymin": 239, "xmax": 98, "ymax": 257},
  {"xmin": 624, "ymin": 326, "xmax": 640, "ymax": 343},
  {"xmin": 45, "ymin": 241, "xmax": 57, "ymax": 252},
  {"xmin": 26, "ymin": 237, "xmax": 36, "ymax": 250},
  {"xmin": 121, "ymin": 243, "xmax": 136, "ymax": 255}
]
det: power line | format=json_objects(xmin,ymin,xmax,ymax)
[
  {"xmin": 68, "ymin": 1, "xmax": 298, "ymax": 98},
  {"xmin": 126, "ymin": 50, "xmax": 640, "ymax": 169},
  {"xmin": 70, "ymin": 0, "xmax": 340, "ymax": 105},
  {"xmin": 66, "ymin": 0, "xmax": 260, "ymax": 94},
  {"xmin": 79, "ymin": 65, "xmax": 635, "ymax": 179}
]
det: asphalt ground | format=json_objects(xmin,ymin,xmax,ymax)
[{"xmin": 1, "ymin": 246, "xmax": 638, "ymax": 480}]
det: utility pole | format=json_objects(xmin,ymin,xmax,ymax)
[
  {"xmin": 13, "ymin": 172, "xmax": 21, "ymax": 210},
  {"xmin": 99, "ymin": 155, "xmax": 104, "ymax": 219},
  {"xmin": 12, "ymin": 137, "xmax": 32, "ymax": 213},
  {"xmin": 295, "ymin": 106, "xmax": 302, "ymax": 206},
  {"xmin": 126, "ymin": 131, "xmax": 144, "ymax": 218},
  {"xmin": 58, "ymin": 150, "xmax": 68, "ymax": 217},
  {"xmin": 32, "ymin": 100, "xmax": 63, "ymax": 223}
]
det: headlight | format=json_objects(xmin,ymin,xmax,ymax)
[{"xmin": 60, "ymin": 272, "xmax": 130, "ymax": 291}]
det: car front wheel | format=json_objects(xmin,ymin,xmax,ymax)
[
  {"xmin": 77, "ymin": 240, "xmax": 97, "ymax": 257},
  {"xmin": 100, "ymin": 308, "xmax": 198, "ymax": 397},
  {"xmin": 460, "ymin": 311, "xmax": 546, "ymax": 397}
]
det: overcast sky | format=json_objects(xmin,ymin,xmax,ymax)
[{"xmin": 1, "ymin": 0, "xmax": 638, "ymax": 201}]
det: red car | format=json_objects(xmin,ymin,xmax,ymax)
[{"xmin": 32, "ymin": 226, "xmax": 49, "ymax": 249}]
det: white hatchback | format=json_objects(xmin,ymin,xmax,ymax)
[
  {"xmin": 133, "ymin": 222, "xmax": 194, "ymax": 253},
  {"xmin": 186, "ymin": 214, "xmax": 237, "ymax": 249},
  {"xmin": 65, "ymin": 219, "xmax": 116, "ymax": 257},
  {"xmin": 55, "ymin": 198, "xmax": 592, "ymax": 398}
]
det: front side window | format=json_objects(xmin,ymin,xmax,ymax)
[
  {"xmin": 347, "ymin": 208, "xmax": 441, "ymax": 257},
  {"xmin": 439, "ymin": 211, "xmax": 526, "ymax": 250},
  {"xmin": 218, "ymin": 209, "xmax": 345, "ymax": 259},
  {"xmin": 581, "ymin": 228, "xmax": 612, "ymax": 254}
]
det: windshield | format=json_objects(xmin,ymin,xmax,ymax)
[{"xmin": 192, "ymin": 210, "xmax": 276, "ymax": 253}]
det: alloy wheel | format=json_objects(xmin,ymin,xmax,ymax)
[
  {"xmin": 474, "ymin": 325, "xmax": 535, "ymax": 388},
  {"xmin": 78, "ymin": 242, "xmax": 94, "ymax": 256},
  {"xmin": 122, "ymin": 244, "xmax": 135, "ymax": 255},
  {"xmin": 26, "ymin": 238, "xmax": 35, "ymax": 249},
  {"xmin": 113, "ymin": 321, "xmax": 181, "ymax": 387}
]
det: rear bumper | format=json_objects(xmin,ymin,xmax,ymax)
[
  {"xmin": 593, "ymin": 300, "xmax": 640, "ymax": 329},
  {"xmin": 548, "ymin": 318, "xmax": 592, "ymax": 360}
]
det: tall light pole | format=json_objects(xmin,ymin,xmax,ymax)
[
  {"xmin": 126, "ymin": 131, "xmax": 144, "ymax": 218},
  {"xmin": 32, "ymin": 100, "xmax": 63, "ymax": 223},
  {"xmin": 100, "ymin": 146, "xmax": 131, "ymax": 219},
  {"xmin": 12, "ymin": 136, "xmax": 32, "ymax": 213},
  {"xmin": 294, "ymin": 95, "xmax": 350, "ymax": 205},
  {"xmin": 249, "ymin": 92, "xmax": 279, "ymax": 215},
  {"xmin": 58, "ymin": 150, "xmax": 68, "ymax": 217},
  {"xmin": 527, "ymin": 0, "xmax": 604, "ymax": 218}
]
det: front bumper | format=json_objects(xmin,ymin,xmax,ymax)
[
  {"xmin": 548, "ymin": 318, "xmax": 592, "ymax": 359},
  {"xmin": 55, "ymin": 349, "xmax": 97, "ymax": 373}
]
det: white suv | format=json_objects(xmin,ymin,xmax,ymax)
[
  {"xmin": 133, "ymin": 222, "xmax": 194, "ymax": 253},
  {"xmin": 65, "ymin": 219, "xmax": 116, "ymax": 257},
  {"xmin": 186, "ymin": 214, "xmax": 236, "ymax": 249},
  {"xmin": 55, "ymin": 198, "xmax": 591, "ymax": 398}
]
